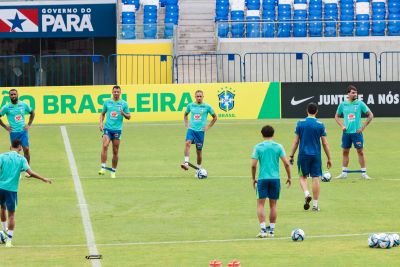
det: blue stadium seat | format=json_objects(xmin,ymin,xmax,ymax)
[
  {"xmin": 355, "ymin": 0, "xmax": 370, "ymax": 36},
  {"xmin": 231, "ymin": 10, "xmax": 245, "ymax": 38},
  {"xmin": 246, "ymin": 10, "xmax": 261, "ymax": 38},
  {"xmin": 277, "ymin": 1, "xmax": 291, "ymax": 37},
  {"xmin": 339, "ymin": 0, "xmax": 354, "ymax": 36},
  {"xmin": 293, "ymin": 0, "xmax": 307, "ymax": 37},
  {"xmin": 309, "ymin": 0, "xmax": 323, "ymax": 37},
  {"xmin": 121, "ymin": 4, "xmax": 136, "ymax": 39},
  {"xmin": 324, "ymin": 0, "xmax": 338, "ymax": 37},
  {"xmin": 388, "ymin": 0, "xmax": 400, "ymax": 35},
  {"xmin": 262, "ymin": 0, "xmax": 276, "ymax": 37}
]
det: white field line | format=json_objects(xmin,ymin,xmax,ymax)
[
  {"xmin": 14, "ymin": 231, "xmax": 400, "ymax": 249},
  {"xmin": 51, "ymin": 175, "xmax": 400, "ymax": 182},
  {"xmin": 60, "ymin": 126, "xmax": 101, "ymax": 267},
  {"xmin": 18, "ymin": 118, "xmax": 400, "ymax": 128}
]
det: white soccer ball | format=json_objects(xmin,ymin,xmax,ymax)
[
  {"xmin": 321, "ymin": 171, "xmax": 332, "ymax": 182},
  {"xmin": 377, "ymin": 233, "xmax": 392, "ymax": 249},
  {"xmin": 368, "ymin": 233, "xmax": 379, "ymax": 248},
  {"xmin": 291, "ymin": 228, "xmax": 305, "ymax": 241},
  {"xmin": 197, "ymin": 168, "xmax": 208, "ymax": 179},
  {"xmin": 390, "ymin": 233, "xmax": 400, "ymax": 247},
  {"xmin": 0, "ymin": 231, "xmax": 6, "ymax": 244}
]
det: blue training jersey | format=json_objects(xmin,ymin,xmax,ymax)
[{"xmin": 295, "ymin": 117, "xmax": 326, "ymax": 156}]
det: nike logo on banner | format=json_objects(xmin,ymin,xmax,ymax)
[{"xmin": 291, "ymin": 96, "xmax": 314, "ymax": 106}]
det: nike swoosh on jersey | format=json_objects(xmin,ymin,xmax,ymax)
[{"xmin": 290, "ymin": 96, "xmax": 314, "ymax": 106}]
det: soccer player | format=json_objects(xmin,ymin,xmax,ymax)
[
  {"xmin": 335, "ymin": 85, "xmax": 374, "ymax": 179},
  {"xmin": 0, "ymin": 139, "xmax": 52, "ymax": 247},
  {"xmin": 252, "ymin": 125, "xmax": 291, "ymax": 238},
  {"xmin": 0, "ymin": 89, "xmax": 35, "ymax": 177},
  {"xmin": 180, "ymin": 90, "xmax": 217, "ymax": 174},
  {"xmin": 98, "ymin": 85, "xmax": 131, "ymax": 179},
  {"xmin": 289, "ymin": 102, "xmax": 332, "ymax": 211}
]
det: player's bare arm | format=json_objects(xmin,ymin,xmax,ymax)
[
  {"xmin": 357, "ymin": 111, "xmax": 374, "ymax": 133},
  {"xmin": 335, "ymin": 113, "xmax": 346, "ymax": 131},
  {"xmin": 280, "ymin": 156, "xmax": 292, "ymax": 187},
  {"xmin": 251, "ymin": 158, "xmax": 258, "ymax": 190},
  {"xmin": 0, "ymin": 118, "xmax": 11, "ymax": 132},
  {"xmin": 184, "ymin": 112, "xmax": 189, "ymax": 128},
  {"xmin": 99, "ymin": 111, "xmax": 106, "ymax": 131},
  {"xmin": 24, "ymin": 110, "xmax": 35, "ymax": 131},
  {"xmin": 120, "ymin": 107, "xmax": 131, "ymax": 120},
  {"xmin": 26, "ymin": 169, "xmax": 52, "ymax": 184},
  {"xmin": 321, "ymin": 136, "xmax": 332, "ymax": 169},
  {"xmin": 289, "ymin": 135, "xmax": 300, "ymax": 165},
  {"xmin": 204, "ymin": 113, "xmax": 217, "ymax": 131}
]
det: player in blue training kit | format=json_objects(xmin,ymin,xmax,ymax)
[
  {"xmin": 0, "ymin": 89, "xmax": 35, "ymax": 177},
  {"xmin": 181, "ymin": 90, "xmax": 217, "ymax": 175},
  {"xmin": 252, "ymin": 125, "xmax": 291, "ymax": 238},
  {"xmin": 335, "ymin": 85, "xmax": 374, "ymax": 179},
  {"xmin": 289, "ymin": 103, "xmax": 332, "ymax": 211},
  {"xmin": 99, "ymin": 85, "xmax": 131, "ymax": 178},
  {"xmin": 0, "ymin": 139, "xmax": 52, "ymax": 247}
]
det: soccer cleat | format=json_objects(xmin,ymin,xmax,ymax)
[
  {"xmin": 98, "ymin": 168, "xmax": 106, "ymax": 175},
  {"xmin": 256, "ymin": 229, "xmax": 267, "ymax": 238},
  {"xmin": 5, "ymin": 240, "xmax": 13, "ymax": 248},
  {"xmin": 267, "ymin": 227, "xmax": 275, "ymax": 237},
  {"xmin": 180, "ymin": 163, "xmax": 189, "ymax": 171},
  {"xmin": 335, "ymin": 173, "xmax": 347, "ymax": 179},
  {"xmin": 312, "ymin": 206, "xmax": 320, "ymax": 212},
  {"xmin": 304, "ymin": 195, "xmax": 312, "ymax": 210},
  {"xmin": 362, "ymin": 174, "xmax": 371, "ymax": 180},
  {"xmin": 110, "ymin": 172, "xmax": 116, "ymax": 179}
]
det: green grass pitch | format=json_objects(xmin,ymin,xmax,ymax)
[{"xmin": 0, "ymin": 118, "xmax": 399, "ymax": 266}]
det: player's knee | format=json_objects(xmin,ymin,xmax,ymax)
[
  {"xmin": 23, "ymin": 147, "xmax": 30, "ymax": 153},
  {"xmin": 357, "ymin": 149, "xmax": 364, "ymax": 156},
  {"xmin": 185, "ymin": 140, "xmax": 191, "ymax": 146}
]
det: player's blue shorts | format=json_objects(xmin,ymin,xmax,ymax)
[
  {"xmin": 256, "ymin": 179, "xmax": 280, "ymax": 200},
  {"xmin": 10, "ymin": 131, "xmax": 29, "ymax": 147},
  {"xmin": 103, "ymin": 129, "xmax": 122, "ymax": 141},
  {"xmin": 342, "ymin": 133, "xmax": 364, "ymax": 149},
  {"xmin": 185, "ymin": 129, "xmax": 205, "ymax": 151},
  {"xmin": 298, "ymin": 154, "xmax": 322, "ymax": 177},
  {"xmin": 0, "ymin": 189, "xmax": 18, "ymax": 212}
]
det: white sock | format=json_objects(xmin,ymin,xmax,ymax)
[
  {"xmin": 342, "ymin": 167, "xmax": 348, "ymax": 174},
  {"xmin": 361, "ymin": 168, "xmax": 366, "ymax": 173},
  {"xmin": 269, "ymin": 223, "xmax": 275, "ymax": 229},
  {"xmin": 184, "ymin": 156, "xmax": 189, "ymax": 163},
  {"xmin": 197, "ymin": 165, "xmax": 201, "ymax": 169},
  {"xmin": 101, "ymin": 163, "xmax": 106, "ymax": 168},
  {"xmin": 304, "ymin": 190, "xmax": 310, "ymax": 197},
  {"xmin": 7, "ymin": 230, "xmax": 13, "ymax": 240},
  {"xmin": 111, "ymin": 168, "xmax": 116, "ymax": 173},
  {"xmin": 1, "ymin": 221, "xmax": 6, "ymax": 231},
  {"xmin": 260, "ymin": 222, "xmax": 266, "ymax": 229},
  {"xmin": 313, "ymin": 200, "xmax": 318, "ymax": 207}
]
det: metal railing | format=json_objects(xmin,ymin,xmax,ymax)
[
  {"xmin": 39, "ymin": 55, "xmax": 106, "ymax": 86},
  {"xmin": 4, "ymin": 51, "xmax": 400, "ymax": 86},
  {"xmin": 108, "ymin": 54, "xmax": 174, "ymax": 84},
  {"xmin": 379, "ymin": 52, "xmax": 400, "ymax": 81},
  {"xmin": 175, "ymin": 54, "xmax": 242, "ymax": 83},
  {"xmin": 0, "ymin": 55, "xmax": 36, "ymax": 87},
  {"xmin": 243, "ymin": 52, "xmax": 310, "ymax": 82},
  {"xmin": 311, "ymin": 52, "xmax": 378, "ymax": 82}
]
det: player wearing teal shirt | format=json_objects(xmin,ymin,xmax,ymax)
[
  {"xmin": 335, "ymin": 85, "xmax": 374, "ymax": 179},
  {"xmin": 0, "ymin": 139, "xmax": 52, "ymax": 248},
  {"xmin": 251, "ymin": 125, "xmax": 291, "ymax": 238},
  {"xmin": 99, "ymin": 86, "xmax": 131, "ymax": 179},
  {"xmin": 181, "ymin": 90, "xmax": 217, "ymax": 174},
  {"xmin": 0, "ymin": 89, "xmax": 35, "ymax": 171}
]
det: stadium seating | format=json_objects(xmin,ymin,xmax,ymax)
[
  {"xmin": 216, "ymin": 0, "xmax": 400, "ymax": 37},
  {"xmin": 120, "ymin": 0, "xmax": 179, "ymax": 39}
]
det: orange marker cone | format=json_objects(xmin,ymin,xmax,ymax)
[
  {"xmin": 228, "ymin": 259, "xmax": 241, "ymax": 267},
  {"xmin": 209, "ymin": 259, "xmax": 222, "ymax": 267}
]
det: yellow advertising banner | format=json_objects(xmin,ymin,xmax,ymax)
[{"xmin": 0, "ymin": 83, "xmax": 280, "ymax": 124}]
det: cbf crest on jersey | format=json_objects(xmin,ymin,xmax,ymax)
[{"xmin": 218, "ymin": 88, "xmax": 235, "ymax": 112}]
